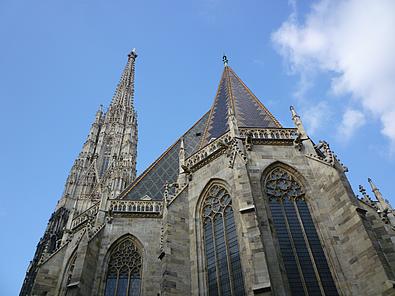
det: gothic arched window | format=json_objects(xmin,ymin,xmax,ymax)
[
  {"xmin": 100, "ymin": 137, "xmax": 112, "ymax": 176},
  {"xmin": 104, "ymin": 237, "xmax": 142, "ymax": 296},
  {"xmin": 265, "ymin": 167, "xmax": 338, "ymax": 296},
  {"xmin": 202, "ymin": 184, "xmax": 245, "ymax": 296}
]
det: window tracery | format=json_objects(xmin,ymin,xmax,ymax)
[
  {"xmin": 265, "ymin": 167, "xmax": 338, "ymax": 296},
  {"xmin": 66, "ymin": 254, "xmax": 77, "ymax": 286},
  {"xmin": 104, "ymin": 237, "xmax": 142, "ymax": 296},
  {"xmin": 202, "ymin": 184, "xmax": 245, "ymax": 296}
]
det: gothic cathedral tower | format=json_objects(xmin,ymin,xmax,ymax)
[
  {"xmin": 20, "ymin": 50, "xmax": 138, "ymax": 295},
  {"xmin": 21, "ymin": 52, "xmax": 395, "ymax": 296}
]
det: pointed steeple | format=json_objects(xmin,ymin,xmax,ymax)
[
  {"xmin": 110, "ymin": 49, "xmax": 138, "ymax": 110},
  {"xmin": 95, "ymin": 50, "xmax": 139, "ymax": 198},
  {"xmin": 200, "ymin": 63, "xmax": 281, "ymax": 147}
]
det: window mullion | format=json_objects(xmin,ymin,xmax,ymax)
[
  {"xmin": 222, "ymin": 208, "xmax": 235, "ymax": 296},
  {"xmin": 211, "ymin": 216, "xmax": 222, "ymax": 296},
  {"xmin": 280, "ymin": 200, "xmax": 310, "ymax": 296},
  {"xmin": 126, "ymin": 269, "xmax": 131, "ymax": 296},
  {"xmin": 114, "ymin": 270, "xmax": 120, "ymax": 296},
  {"xmin": 294, "ymin": 201, "xmax": 326, "ymax": 296}
]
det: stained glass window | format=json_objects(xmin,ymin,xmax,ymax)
[
  {"xmin": 202, "ymin": 184, "xmax": 245, "ymax": 296},
  {"xmin": 265, "ymin": 167, "xmax": 338, "ymax": 296},
  {"xmin": 104, "ymin": 237, "xmax": 142, "ymax": 296}
]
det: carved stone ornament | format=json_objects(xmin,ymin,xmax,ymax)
[
  {"xmin": 202, "ymin": 185, "xmax": 232, "ymax": 218},
  {"xmin": 309, "ymin": 140, "xmax": 348, "ymax": 172},
  {"xmin": 107, "ymin": 239, "xmax": 142, "ymax": 277},
  {"xmin": 265, "ymin": 168, "xmax": 305, "ymax": 201},
  {"xmin": 226, "ymin": 137, "xmax": 248, "ymax": 169}
]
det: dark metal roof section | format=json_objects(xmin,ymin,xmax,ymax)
[{"xmin": 120, "ymin": 112, "xmax": 209, "ymax": 200}]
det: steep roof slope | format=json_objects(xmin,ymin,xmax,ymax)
[
  {"xmin": 120, "ymin": 65, "xmax": 282, "ymax": 200},
  {"xmin": 200, "ymin": 66, "xmax": 281, "ymax": 147},
  {"xmin": 120, "ymin": 112, "xmax": 209, "ymax": 200}
]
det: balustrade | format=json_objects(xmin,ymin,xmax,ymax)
[
  {"xmin": 71, "ymin": 202, "xmax": 99, "ymax": 229},
  {"xmin": 109, "ymin": 200, "xmax": 163, "ymax": 214}
]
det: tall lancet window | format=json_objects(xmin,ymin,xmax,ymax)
[
  {"xmin": 100, "ymin": 137, "xmax": 112, "ymax": 176},
  {"xmin": 265, "ymin": 167, "xmax": 338, "ymax": 296},
  {"xmin": 202, "ymin": 184, "xmax": 245, "ymax": 296},
  {"xmin": 104, "ymin": 237, "xmax": 142, "ymax": 296}
]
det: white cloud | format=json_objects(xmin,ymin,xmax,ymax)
[
  {"xmin": 272, "ymin": 0, "xmax": 395, "ymax": 144},
  {"xmin": 300, "ymin": 101, "xmax": 331, "ymax": 135},
  {"xmin": 338, "ymin": 109, "xmax": 366, "ymax": 140}
]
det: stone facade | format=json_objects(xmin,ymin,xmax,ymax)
[{"xmin": 21, "ymin": 52, "xmax": 395, "ymax": 296}]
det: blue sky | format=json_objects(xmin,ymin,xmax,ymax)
[{"xmin": 1, "ymin": 0, "xmax": 394, "ymax": 294}]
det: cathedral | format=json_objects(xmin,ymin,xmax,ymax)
[{"xmin": 21, "ymin": 50, "xmax": 395, "ymax": 296}]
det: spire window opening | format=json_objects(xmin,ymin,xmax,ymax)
[
  {"xmin": 265, "ymin": 168, "xmax": 338, "ymax": 296},
  {"xmin": 100, "ymin": 139, "xmax": 112, "ymax": 176},
  {"xmin": 104, "ymin": 237, "xmax": 142, "ymax": 296},
  {"xmin": 202, "ymin": 184, "xmax": 245, "ymax": 296}
]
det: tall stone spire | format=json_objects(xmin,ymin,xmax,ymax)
[
  {"xmin": 52, "ymin": 49, "xmax": 139, "ymax": 215},
  {"xmin": 22, "ymin": 50, "xmax": 140, "ymax": 296},
  {"xmin": 110, "ymin": 48, "xmax": 138, "ymax": 109},
  {"xmin": 96, "ymin": 49, "xmax": 138, "ymax": 198}
]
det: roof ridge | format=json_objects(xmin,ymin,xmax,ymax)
[
  {"xmin": 225, "ymin": 66, "xmax": 237, "ymax": 118},
  {"xmin": 199, "ymin": 68, "xmax": 227, "ymax": 149}
]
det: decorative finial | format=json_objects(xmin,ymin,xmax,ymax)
[
  {"xmin": 222, "ymin": 54, "xmax": 228, "ymax": 66},
  {"xmin": 128, "ymin": 48, "xmax": 138, "ymax": 59},
  {"xmin": 290, "ymin": 105, "xmax": 298, "ymax": 118}
]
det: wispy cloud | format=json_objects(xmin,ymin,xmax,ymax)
[
  {"xmin": 300, "ymin": 101, "xmax": 331, "ymax": 135},
  {"xmin": 338, "ymin": 109, "xmax": 366, "ymax": 141},
  {"xmin": 272, "ymin": 0, "xmax": 395, "ymax": 146}
]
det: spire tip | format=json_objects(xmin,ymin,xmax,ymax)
[
  {"xmin": 128, "ymin": 48, "xmax": 138, "ymax": 59},
  {"xmin": 222, "ymin": 54, "xmax": 228, "ymax": 66}
]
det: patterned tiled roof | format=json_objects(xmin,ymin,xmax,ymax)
[
  {"xmin": 120, "ymin": 112, "xmax": 209, "ymax": 200},
  {"xmin": 120, "ymin": 65, "xmax": 281, "ymax": 201},
  {"xmin": 200, "ymin": 66, "xmax": 281, "ymax": 147}
]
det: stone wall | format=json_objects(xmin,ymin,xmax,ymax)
[
  {"xmin": 91, "ymin": 217, "xmax": 162, "ymax": 295},
  {"xmin": 160, "ymin": 189, "xmax": 191, "ymax": 295},
  {"xmin": 187, "ymin": 154, "xmax": 272, "ymax": 295},
  {"xmin": 29, "ymin": 140, "xmax": 395, "ymax": 296}
]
